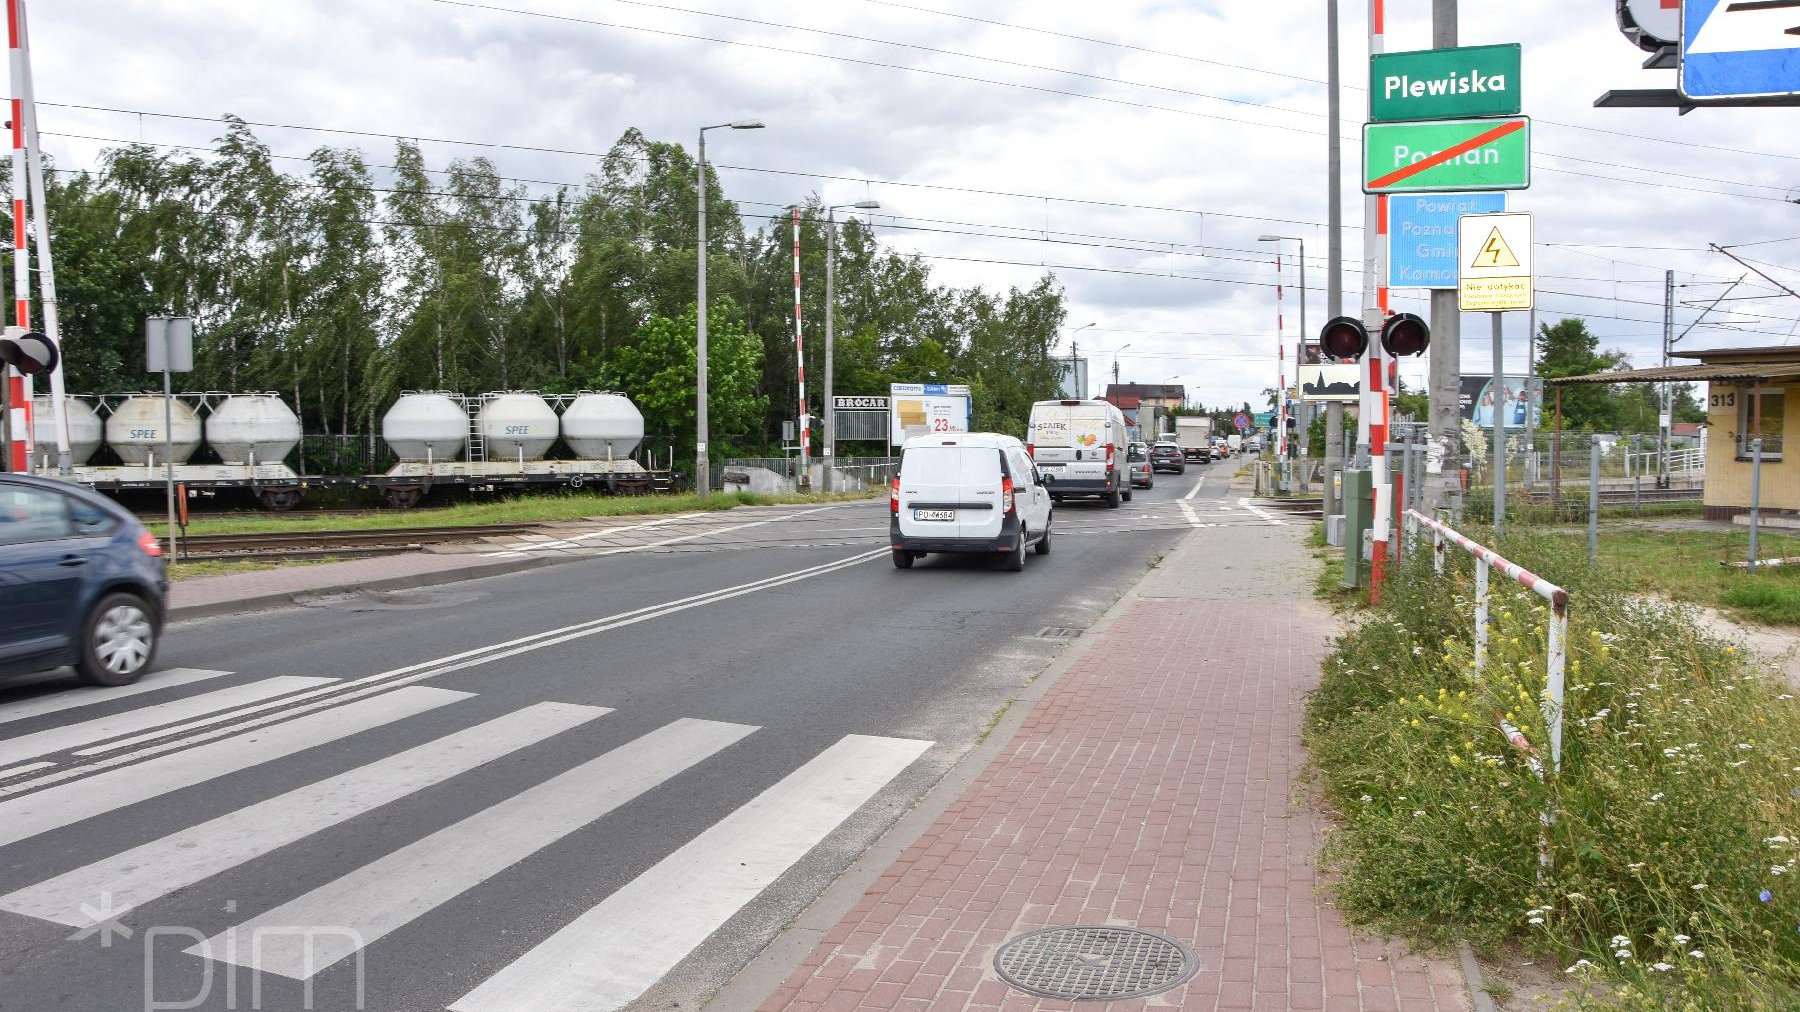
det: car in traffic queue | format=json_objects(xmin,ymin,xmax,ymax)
[
  {"xmin": 1149, "ymin": 441, "xmax": 1185, "ymax": 474},
  {"xmin": 0, "ymin": 473, "xmax": 168, "ymax": 687},
  {"xmin": 1024, "ymin": 398, "xmax": 1132, "ymax": 508},
  {"xmin": 889, "ymin": 432, "xmax": 1053, "ymax": 571},
  {"xmin": 1126, "ymin": 441, "xmax": 1153, "ymax": 489}
]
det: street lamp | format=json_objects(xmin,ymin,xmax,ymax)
[
  {"xmin": 1259, "ymin": 235, "xmax": 1308, "ymax": 463},
  {"xmin": 695, "ymin": 119, "xmax": 764, "ymax": 498},
  {"xmin": 1065, "ymin": 321, "xmax": 1096, "ymax": 397},
  {"xmin": 1108, "ymin": 343, "xmax": 1132, "ymax": 387},
  {"xmin": 823, "ymin": 199, "xmax": 881, "ymax": 493}
]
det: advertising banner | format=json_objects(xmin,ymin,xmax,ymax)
[
  {"xmin": 1459, "ymin": 374, "xmax": 1541, "ymax": 429},
  {"xmin": 890, "ymin": 383, "xmax": 972, "ymax": 445}
]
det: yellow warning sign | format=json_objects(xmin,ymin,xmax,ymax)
[{"xmin": 1472, "ymin": 227, "xmax": 1520, "ymax": 269}]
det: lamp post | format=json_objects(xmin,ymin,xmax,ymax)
[
  {"xmin": 1066, "ymin": 321, "xmax": 1096, "ymax": 397},
  {"xmin": 1108, "ymin": 343, "xmax": 1132, "ymax": 387},
  {"xmin": 695, "ymin": 119, "xmax": 764, "ymax": 497},
  {"xmin": 1259, "ymin": 235, "xmax": 1308, "ymax": 468},
  {"xmin": 824, "ymin": 199, "xmax": 880, "ymax": 493}
]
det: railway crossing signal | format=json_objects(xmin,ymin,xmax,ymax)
[
  {"xmin": 0, "ymin": 328, "xmax": 56, "ymax": 375},
  {"xmin": 1316, "ymin": 314, "xmax": 1431, "ymax": 361}
]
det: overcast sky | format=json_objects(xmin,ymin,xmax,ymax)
[{"xmin": 26, "ymin": 0, "xmax": 1800, "ymax": 409}]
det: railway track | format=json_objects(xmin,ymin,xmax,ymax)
[{"xmin": 167, "ymin": 523, "xmax": 543, "ymax": 561}]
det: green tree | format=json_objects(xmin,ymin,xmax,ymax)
[
  {"xmin": 1535, "ymin": 318, "xmax": 1625, "ymax": 429},
  {"xmin": 597, "ymin": 303, "xmax": 767, "ymax": 464}
]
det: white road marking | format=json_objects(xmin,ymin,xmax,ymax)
[
  {"xmin": 0, "ymin": 686, "xmax": 469, "ymax": 848},
  {"xmin": 0, "ymin": 668, "xmax": 234, "ymax": 727},
  {"xmin": 449, "ymin": 733, "xmax": 932, "ymax": 1012},
  {"xmin": 0, "ymin": 549, "xmax": 884, "ymax": 799},
  {"xmin": 195, "ymin": 717, "xmax": 758, "ymax": 979},
  {"xmin": 0, "ymin": 761, "xmax": 54, "ymax": 779},
  {"xmin": 1237, "ymin": 497, "xmax": 1289, "ymax": 525},
  {"xmin": 482, "ymin": 512, "xmax": 703, "ymax": 555},
  {"xmin": 1184, "ymin": 475, "xmax": 1207, "ymax": 500},
  {"xmin": 484, "ymin": 505, "xmax": 846, "ymax": 558},
  {"xmin": 0, "ymin": 676, "xmax": 334, "ymax": 768},
  {"xmin": 0, "ymin": 701, "xmax": 609, "ymax": 927},
  {"xmin": 1177, "ymin": 501, "xmax": 1204, "ymax": 528}
]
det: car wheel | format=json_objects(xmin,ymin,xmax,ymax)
[
  {"xmin": 1034, "ymin": 525, "xmax": 1052, "ymax": 555},
  {"xmin": 1123, "ymin": 488, "xmax": 1133, "ymax": 502},
  {"xmin": 1106, "ymin": 490, "xmax": 1121, "ymax": 509},
  {"xmin": 1006, "ymin": 529, "xmax": 1027, "ymax": 571},
  {"xmin": 76, "ymin": 592, "xmax": 158, "ymax": 687},
  {"xmin": 892, "ymin": 549, "xmax": 915, "ymax": 569}
]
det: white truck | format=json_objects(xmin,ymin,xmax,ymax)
[{"xmin": 1175, "ymin": 416, "xmax": 1214, "ymax": 463}]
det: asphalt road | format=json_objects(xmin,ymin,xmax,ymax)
[{"xmin": 0, "ymin": 458, "xmax": 1264, "ymax": 1012}]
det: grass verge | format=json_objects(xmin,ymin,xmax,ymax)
[
  {"xmin": 148, "ymin": 490, "xmax": 876, "ymax": 538},
  {"xmin": 168, "ymin": 557, "xmax": 341, "ymax": 581},
  {"xmin": 1592, "ymin": 527, "xmax": 1800, "ymax": 627},
  {"xmin": 1307, "ymin": 531, "xmax": 1800, "ymax": 1009}
]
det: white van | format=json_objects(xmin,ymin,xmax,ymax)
[
  {"xmin": 889, "ymin": 432, "xmax": 1053, "ymax": 571},
  {"xmin": 1026, "ymin": 399, "xmax": 1132, "ymax": 508}
]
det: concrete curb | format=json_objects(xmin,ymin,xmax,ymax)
[
  {"xmin": 168, "ymin": 555, "xmax": 561, "ymax": 621},
  {"xmin": 1459, "ymin": 941, "xmax": 1500, "ymax": 1012},
  {"xmin": 708, "ymin": 530, "xmax": 1171, "ymax": 1012}
]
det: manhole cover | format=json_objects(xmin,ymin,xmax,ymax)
[
  {"xmin": 1037, "ymin": 627, "xmax": 1082, "ymax": 640},
  {"xmin": 993, "ymin": 925, "xmax": 1197, "ymax": 1000}
]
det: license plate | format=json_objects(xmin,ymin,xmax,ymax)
[{"xmin": 913, "ymin": 509, "xmax": 955, "ymax": 521}]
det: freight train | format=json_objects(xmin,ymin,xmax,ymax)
[{"xmin": 27, "ymin": 390, "xmax": 676, "ymax": 510}]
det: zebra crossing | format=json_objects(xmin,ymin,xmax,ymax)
[{"xmin": 0, "ymin": 669, "xmax": 932, "ymax": 1011}]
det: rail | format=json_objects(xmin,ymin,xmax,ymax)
[
  {"xmin": 1404, "ymin": 508, "xmax": 1569, "ymax": 877},
  {"xmin": 169, "ymin": 523, "xmax": 543, "ymax": 561}
]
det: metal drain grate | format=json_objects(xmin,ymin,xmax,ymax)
[
  {"xmin": 993, "ymin": 925, "xmax": 1197, "ymax": 1000},
  {"xmin": 1037, "ymin": 627, "xmax": 1082, "ymax": 641}
]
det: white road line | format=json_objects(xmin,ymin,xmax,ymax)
[
  {"xmin": 0, "ymin": 668, "xmax": 234, "ymax": 727},
  {"xmin": 0, "ymin": 761, "xmax": 54, "ymax": 779},
  {"xmin": 449, "ymin": 733, "xmax": 933, "ymax": 1012},
  {"xmin": 484, "ymin": 505, "xmax": 846, "ymax": 558},
  {"xmin": 482, "ymin": 513, "xmax": 703, "ymax": 556},
  {"xmin": 1177, "ymin": 501, "xmax": 1204, "ymax": 529},
  {"xmin": 0, "ymin": 548, "xmax": 885, "ymax": 799},
  {"xmin": 0, "ymin": 676, "xmax": 335, "ymax": 768},
  {"xmin": 1183, "ymin": 475, "xmax": 1207, "ymax": 500},
  {"xmin": 195, "ymin": 717, "xmax": 759, "ymax": 980},
  {"xmin": 0, "ymin": 701, "xmax": 610, "ymax": 927},
  {"xmin": 1237, "ymin": 497, "xmax": 1289, "ymax": 525},
  {"xmin": 0, "ymin": 686, "xmax": 469, "ymax": 848}
]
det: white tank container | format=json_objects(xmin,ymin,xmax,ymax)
[
  {"xmin": 561, "ymin": 393, "xmax": 645, "ymax": 459},
  {"xmin": 104, "ymin": 395, "xmax": 202, "ymax": 465},
  {"xmin": 477, "ymin": 393, "xmax": 558, "ymax": 461},
  {"xmin": 206, "ymin": 394, "xmax": 302, "ymax": 465},
  {"xmin": 382, "ymin": 393, "xmax": 468, "ymax": 461},
  {"xmin": 30, "ymin": 395, "xmax": 105, "ymax": 465}
]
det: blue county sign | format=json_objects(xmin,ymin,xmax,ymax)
[
  {"xmin": 1682, "ymin": 0, "xmax": 1800, "ymax": 99},
  {"xmin": 1389, "ymin": 192, "xmax": 1507, "ymax": 289}
]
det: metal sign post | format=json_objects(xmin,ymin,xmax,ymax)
[{"xmin": 145, "ymin": 317, "xmax": 194, "ymax": 558}]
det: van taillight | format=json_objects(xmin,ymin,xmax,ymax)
[
  {"xmin": 1105, "ymin": 442, "xmax": 1116, "ymax": 470},
  {"xmin": 1001, "ymin": 476, "xmax": 1016, "ymax": 515},
  {"xmin": 890, "ymin": 477, "xmax": 900, "ymax": 515},
  {"xmin": 139, "ymin": 530, "xmax": 164, "ymax": 557},
  {"xmin": 1025, "ymin": 442, "xmax": 1034, "ymax": 457}
]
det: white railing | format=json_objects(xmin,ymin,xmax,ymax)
[
  {"xmin": 1405, "ymin": 509, "xmax": 1569, "ymax": 877},
  {"xmin": 1623, "ymin": 445, "xmax": 1706, "ymax": 479}
]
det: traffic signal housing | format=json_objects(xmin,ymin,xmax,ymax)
[
  {"xmin": 1380, "ymin": 312, "xmax": 1430, "ymax": 357},
  {"xmin": 0, "ymin": 329, "xmax": 56, "ymax": 375},
  {"xmin": 1317, "ymin": 316, "xmax": 1369, "ymax": 360}
]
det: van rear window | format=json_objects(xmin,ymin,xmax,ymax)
[{"xmin": 903, "ymin": 447, "xmax": 1002, "ymax": 485}]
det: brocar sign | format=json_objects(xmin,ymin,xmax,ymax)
[{"xmin": 1370, "ymin": 44, "xmax": 1522, "ymax": 123}]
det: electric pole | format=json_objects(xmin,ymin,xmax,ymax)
[{"xmin": 1423, "ymin": 0, "xmax": 1462, "ymax": 515}]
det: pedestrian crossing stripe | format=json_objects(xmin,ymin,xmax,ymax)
[{"xmin": 0, "ymin": 684, "xmax": 931, "ymax": 1012}]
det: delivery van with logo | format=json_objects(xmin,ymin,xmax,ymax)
[{"xmin": 1025, "ymin": 399, "xmax": 1132, "ymax": 508}]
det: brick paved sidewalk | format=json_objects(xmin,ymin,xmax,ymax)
[{"xmin": 756, "ymin": 528, "xmax": 1470, "ymax": 1012}]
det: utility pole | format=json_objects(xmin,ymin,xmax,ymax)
[
  {"xmin": 823, "ymin": 199, "xmax": 880, "ymax": 494},
  {"xmin": 1660, "ymin": 269, "xmax": 1673, "ymax": 488},
  {"xmin": 693, "ymin": 119, "xmax": 765, "ymax": 497},
  {"xmin": 1422, "ymin": 0, "xmax": 1461, "ymax": 515},
  {"xmin": 792, "ymin": 206, "xmax": 809, "ymax": 488},
  {"xmin": 1325, "ymin": 0, "xmax": 1345, "ymax": 519}
]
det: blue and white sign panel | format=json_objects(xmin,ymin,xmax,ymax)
[
  {"xmin": 1682, "ymin": 0, "xmax": 1800, "ymax": 99},
  {"xmin": 1389, "ymin": 191, "xmax": 1507, "ymax": 289}
]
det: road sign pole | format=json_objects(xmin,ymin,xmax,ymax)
[
  {"xmin": 1424, "ymin": 0, "xmax": 1462, "ymax": 521},
  {"xmin": 1492, "ymin": 310, "xmax": 1505, "ymax": 537}
]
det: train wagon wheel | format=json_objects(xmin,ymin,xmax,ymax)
[
  {"xmin": 383, "ymin": 486, "xmax": 424, "ymax": 510},
  {"xmin": 258, "ymin": 488, "xmax": 303, "ymax": 512}
]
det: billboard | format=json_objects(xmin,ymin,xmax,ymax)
[
  {"xmin": 890, "ymin": 383, "xmax": 972, "ymax": 445},
  {"xmin": 1298, "ymin": 364, "xmax": 1361, "ymax": 403},
  {"xmin": 1460, "ymin": 375, "xmax": 1541, "ymax": 429}
]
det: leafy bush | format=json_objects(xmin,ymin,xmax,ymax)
[{"xmin": 1308, "ymin": 533, "xmax": 1800, "ymax": 1009}]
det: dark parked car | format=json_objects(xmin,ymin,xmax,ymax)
[
  {"xmin": 0, "ymin": 474, "xmax": 167, "ymax": 686},
  {"xmin": 1149, "ymin": 442, "xmax": 1186, "ymax": 474}
]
